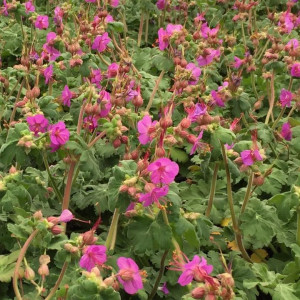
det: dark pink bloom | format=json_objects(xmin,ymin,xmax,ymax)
[
  {"xmin": 186, "ymin": 63, "xmax": 201, "ymax": 85},
  {"xmin": 44, "ymin": 64, "xmax": 53, "ymax": 84},
  {"xmin": 83, "ymin": 116, "xmax": 98, "ymax": 132},
  {"xmin": 59, "ymin": 209, "xmax": 74, "ymax": 222},
  {"xmin": 285, "ymin": 39, "xmax": 299, "ymax": 51},
  {"xmin": 79, "ymin": 245, "xmax": 107, "ymax": 271},
  {"xmin": 90, "ymin": 69, "xmax": 102, "ymax": 88},
  {"xmin": 148, "ymin": 158, "xmax": 179, "ymax": 184},
  {"xmin": 49, "ymin": 121, "xmax": 70, "ymax": 151},
  {"xmin": 178, "ymin": 256, "xmax": 213, "ymax": 286},
  {"xmin": 187, "ymin": 103, "xmax": 207, "ymax": 122},
  {"xmin": 291, "ymin": 63, "xmax": 300, "ymax": 77},
  {"xmin": 27, "ymin": 114, "xmax": 49, "ymax": 136},
  {"xmin": 1, "ymin": 0, "xmax": 8, "ymax": 16},
  {"xmin": 98, "ymin": 90, "xmax": 112, "ymax": 117},
  {"xmin": 35, "ymin": 15, "xmax": 49, "ymax": 30},
  {"xmin": 61, "ymin": 85, "xmax": 72, "ymax": 107},
  {"xmin": 139, "ymin": 185, "xmax": 169, "ymax": 207},
  {"xmin": 24, "ymin": 1, "xmax": 35, "ymax": 14},
  {"xmin": 278, "ymin": 12, "xmax": 294, "ymax": 33},
  {"xmin": 109, "ymin": 0, "xmax": 119, "ymax": 7},
  {"xmin": 190, "ymin": 130, "xmax": 204, "ymax": 155},
  {"xmin": 107, "ymin": 63, "xmax": 119, "ymax": 78},
  {"xmin": 137, "ymin": 115, "xmax": 157, "ymax": 145},
  {"xmin": 281, "ymin": 122, "xmax": 292, "ymax": 141},
  {"xmin": 240, "ymin": 149, "xmax": 263, "ymax": 166},
  {"xmin": 42, "ymin": 44, "xmax": 60, "ymax": 61},
  {"xmin": 194, "ymin": 13, "xmax": 206, "ymax": 24},
  {"xmin": 211, "ymin": 90, "xmax": 224, "ymax": 107},
  {"xmin": 46, "ymin": 32, "xmax": 57, "ymax": 44},
  {"xmin": 160, "ymin": 282, "xmax": 169, "ymax": 294},
  {"xmin": 197, "ymin": 49, "xmax": 220, "ymax": 66},
  {"xmin": 233, "ymin": 56, "xmax": 244, "ymax": 69},
  {"xmin": 280, "ymin": 89, "xmax": 293, "ymax": 108},
  {"xmin": 156, "ymin": 0, "xmax": 166, "ymax": 10},
  {"xmin": 117, "ymin": 257, "xmax": 143, "ymax": 295},
  {"xmin": 92, "ymin": 32, "xmax": 111, "ymax": 53}
]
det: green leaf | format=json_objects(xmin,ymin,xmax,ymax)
[
  {"xmin": 273, "ymin": 284, "xmax": 299, "ymax": 300},
  {"xmin": 0, "ymin": 250, "xmax": 20, "ymax": 282},
  {"xmin": 170, "ymin": 147, "xmax": 189, "ymax": 163}
]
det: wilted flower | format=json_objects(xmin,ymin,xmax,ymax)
[
  {"xmin": 79, "ymin": 245, "xmax": 107, "ymax": 271},
  {"xmin": 187, "ymin": 103, "xmax": 207, "ymax": 122},
  {"xmin": 61, "ymin": 85, "xmax": 72, "ymax": 107},
  {"xmin": 281, "ymin": 122, "xmax": 292, "ymax": 141},
  {"xmin": 232, "ymin": 56, "xmax": 244, "ymax": 69},
  {"xmin": 59, "ymin": 209, "xmax": 74, "ymax": 222},
  {"xmin": 27, "ymin": 114, "xmax": 49, "ymax": 136},
  {"xmin": 117, "ymin": 257, "xmax": 143, "ymax": 295},
  {"xmin": 107, "ymin": 63, "xmax": 119, "ymax": 78},
  {"xmin": 35, "ymin": 15, "xmax": 49, "ymax": 30},
  {"xmin": 148, "ymin": 158, "xmax": 179, "ymax": 184},
  {"xmin": 156, "ymin": 0, "xmax": 167, "ymax": 10},
  {"xmin": 190, "ymin": 130, "xmax": 204, "ymax": 155},
  {"xmin": 92, "ymin": 32, "xmax": 111, "ymax": 52}
]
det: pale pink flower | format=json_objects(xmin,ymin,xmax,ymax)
[
  {"xmin": 59, "ymin": 209, "xmax": 73, "ymax": 222},
  {"xmin": 35, "ymin": 15, "xmax": 49, "ymax": 30},
  {"xmin": 24, "ymin": 1, "xmax": 35, "ymax": 14},
  {"xmin": 137, "ymin": 115, "xmax": 157, "ymax": 145},
  {"xmin": 148, "ymin": 158, "xmax": 179, "ymax": 184}
]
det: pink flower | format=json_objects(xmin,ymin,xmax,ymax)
[
  {"xmin": 233, "ymin": 56, "xmax": 244, "ymax": 69},
  {"xmin": 200, "ymin": 23, "xmax": 219, "ymax": 39},
  {"xmin": 280, "ymin": 89, "xmax": 293, "ymax": 108},
  {"xmin": 117, "ymin": 257, "xmax": 143, "ymax": 295},
  {"xmin": 148, "ymin": 158, "xmax": 179, "ymax": 184},
  {"xmin": 109, "ymin": 0, "xmax": 119, "ymax": 7},
  {"xmin": 43, "ymin": 65, "xmax": 53, "ymax": 84},
  {"xmin": 24, "ymin": 1, "xmax": 35, "ymax": 14},
  {"xmin": 107, "ymin": 63, "xmax": 119, "ymax": 78},
  {"xmin": 197, "ymin": 49, "xmax": 220, "ymax": 66},
  {"xmin": 98, "ymin": 90, "xmax": 112, "ymax": 117},
  {"xmin": 211, "ymin": 90, "xmax": 224, "ymax": 107},
  {"xmin": 166, "ymin": 24, "xmax": 183, "ymax": 35},
  {"xmin": 186, "ymin": 63, "xmax": 201, "ymax": 85},
  {"xmin": 35, "ymin": 15, "xmax": 49, "ymax": 30},
  {"xmin": 190, "ymin": 130, "xmax": 204, "ymax": 155},
  {"xmin": 139, "ymin": 185, "xmax": 169, "ymax": 207},
  {"xmin": 83, "ymin": 116, "xmax": 98, "ymax": 132},
  {"xmin": 187, "ymin": 103, "xmax": 207, "ymax": 122},
  {"xmin": 54, "ymin": 6, "xmax": 63, "ymax": 24},
  {"xmin": 42, "ymin": 44, "xmax": 61, "ymax": 61},
  {"xmin": 90, "ymin": 69, "xmax": 102, "ymax": 88},
  {"xmin": 291, "ymin": 63, "xmax": 300, "ymax": 77},
  {"xmin": 160, "ymin": 282, "xmax": 169, "ymax": 294},
  {"xmin": 137, "ymin": 115, "xmax": 157, "ymax": 145},
  {"xmin": 281, "ymin": 122, "xmax": 292, "ymax": 141},
  {"xmin": 92, "ymin": 32, "xmax": 111, "ymax": 52},
  {"xmin": 285, "ymin": 39, "xmax": 299, "ymax": 51},
  {"xmin": 156, "ymin": 0, "xmax": 166, "ymax": 10},
  {"xmin": 240, "ymin": 149, "xmax": 263, "ymax": 166},
  {"xmin": 49, "ymin": 121, "xmax": 70, "ymax": 151},
  {"xmin": 105, "ymin": 15, "xmax": 114, "ymax": 23},
  {"xmin": 158, "ymin": 28, "xmax": 169, "ymax": 50},
  {"xmin": 27, "ymin": 114, "xmax": 49, "ymax": 136},
  {"xmin": 59, "ymin": 209, "xmax": 74, "ymax": 222},
  {"xmin": 178, "ymin": 256, "xmax": 213, "ymax": 286},
  {"xmin": 46, "ymin": 32, "xmax": 57, "ymax": 44},
  {"xmin": 61, "ymin": 85, "xmax": 72, "ymax": 107},
  {"xmin": 79, "ymin": 245, "xmax": 107, "ymax": 271}
]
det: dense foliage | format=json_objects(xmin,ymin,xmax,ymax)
[{"xmin": 0, "ymin": 0, "xmax": 300, "ymax": 299}]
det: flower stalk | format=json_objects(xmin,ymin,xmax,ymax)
[{"xmin": 205, "ymin": 162, "xmax": 219, "ymax": 217}]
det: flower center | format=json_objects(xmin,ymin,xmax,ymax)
[{"xmin": 119, "ymin": 269, "xmax": 134, "ymax": 281}]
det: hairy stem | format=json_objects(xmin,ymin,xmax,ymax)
[
  {"xmin": 220, "ymin": 143, "xmax": 252, "ymax": 263},
  {"xmin": 87, "ymin": 131, "xmax": 106, "ymax": 148},
  {"xmin": 146, "ymin": 70, "xmax": 165, "ymax": 112},
  {"xmin": 137, "ymin": 11, "xmax": 145, "ymax": 47},
  {"xmin": 62, "ymin": 162, "xmax": 76, "ymax": 211},
  {"xmin": 240, "ymin": 171, "xmax": 254, "ymax": 215},
  {"xmin": 205, "ymin": 162, "xmax": 219, "ymax": 217},
  {"xmin": 148, "ymin": 250, "xmax": 169, "ymax": 300},
  {"xmin": 45, "ymin": 262, "xmax": 68, "ymax": 300},
  {"xmin": 265, "ymin": 71, "xmax": 275, "ymax": 124},
  {"xmin": 13, "ymin": 229, "xmax": 39, "ymax": 300}
]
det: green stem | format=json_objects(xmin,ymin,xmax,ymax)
[
  {"xmin": 145, "ymin": 12, "xmax": 149, "ymax": 44},
  {"xmin": 205, "ymin": 162, "xmax": 219, "ymax": 217},
  {"xmin": 251, "ymin": 72, "xmax": 259, "ymax": 101},
  {"xmin": 62, "ymin": 162, "xmax": 76, "ymax": 211},
  {"xmin": 105, "ymin": 208, "xmax": 120, "ymax": 251},
  {"xmin": 42, "ymin": 152, "xmax": 63, "ymax": 202},
  {"xmin": 287, "ymin": 103, "xmax": 297, "ymax": 119},
  {"xmin": 137, "ymin": 11, "xmax": 145, "ymax": 47},
  {"xmin": 148, "ymin": 250, "xmax": 168, "ymax": 300},
  {"xmin": 265, "ymin": 71, "xmax": 275, "ymax": 125},
  {"xmin": 13, "ymin": 229, "xmax": 39, "ymax": 300},
  {"xmin": 240, "ymin": 171, "xmax": 254, "ymax": 215},
  {"xmin": 271, "ymin": 107, "xmax": 286, "ymax": 130},
  {"xmin": 220, "ymin": 142, "xmax": 252, "ymax": 263}
]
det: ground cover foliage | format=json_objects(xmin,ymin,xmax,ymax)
[{"xmin": 0, "ymin": 0, "xmax": 300, "ymax": 299}]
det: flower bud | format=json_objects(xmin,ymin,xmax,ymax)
[
  {"xmin": 252, "ymin": 175, "xmax": 265, "ymax": 186},
  {"xmin": 180, "ymin": 118, "xmax": 191, "ymax": 129},
  {"xmin": 9, "ymin": 165, "xmax": 17, "ymax": 174},
  {"xmin": 82, "ymin": 230, "xmax": 98, "ymax": 245},
  {"xmin": 132, "ymin": 95, "xmax": 143, "ymax": 107},
  {"xmin": 155, "ymin": 147, "xmax": 166, "ymax": 158},
  {"xmin": 25, "ymin": 266, "xmax": 35, "ymax": 280},
  {"xmin": 39, "ymin": 255, "xmax": 50, "ymax": 265},
  {"xmin": 51, "ymin": 225, "xmax": 63, "ymax": 235},
  {"xmin": 191, "ymin": 286, "xmax": 206, "ymax": 299},
  {"xmin": 33, "ymin": 210, "xmax": 43, "ymax": 220},
  {"xmin": 113, "ymin": 138, "xmax": 121, "ymax": 148},
  {"xmin": 119, "ymin": 185, "xmax": 128, "ymax": 193},
  {"xmin": 38, "ymin": 264, "xmax": 49, "ymax": 278}
]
